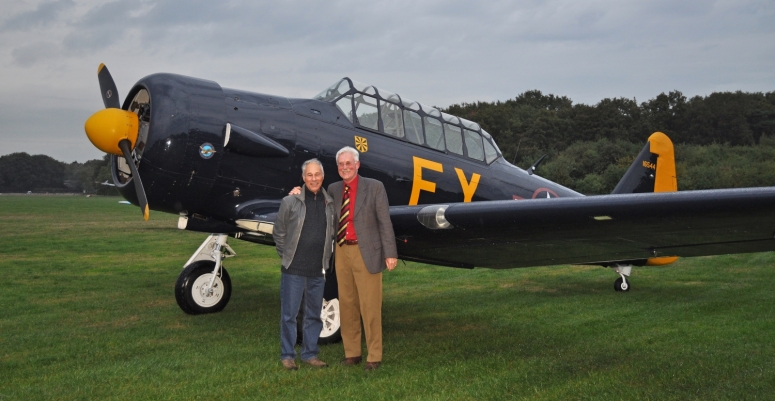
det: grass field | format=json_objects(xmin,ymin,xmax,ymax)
[{"xmin": 1, "ymin": 195, "xmax": 775, "ymax": 400}]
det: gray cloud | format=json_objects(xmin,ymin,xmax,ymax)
[
  {"xmin": 10, "ymin": 41, "xmax": 60, "ymax": 66},
  {"xmin": 0, "ymin": 0, "xmax": 75, "ymax": 32},
  {"xmin": 0, "ymin": 0, "xmax": 773, "ymax": 161}
]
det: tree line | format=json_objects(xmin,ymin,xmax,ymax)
[
  {"xmin": 0, "ymin": 153, "xmax": 116, "ymax": 195},
  {"xmin": 444, "ymin": 89, "xmax": 775, "ymax": 194}
]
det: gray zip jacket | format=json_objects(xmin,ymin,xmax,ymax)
[{"xmin": 273, "ymin": 187, "xmax": 335, "ymax": 272}]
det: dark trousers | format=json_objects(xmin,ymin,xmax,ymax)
[{"xmin": 280, "ymin": 273, "xmax": 325, "ymax": 361}]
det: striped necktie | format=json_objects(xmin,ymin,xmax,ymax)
[{"xmin": 336, "ymin": 184, "xmax": 350, "ymax": 246}]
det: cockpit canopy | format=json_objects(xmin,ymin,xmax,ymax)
[{"xmin": 314, "ymin": 78, "xmax": 502, "ymax": 164}]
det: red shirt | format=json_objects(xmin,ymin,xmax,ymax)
[{"xmin": 341, "ymin": 175, "xmax": 359, "ymax": 241}]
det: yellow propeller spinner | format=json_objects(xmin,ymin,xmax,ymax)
[{"xmin": 84, "ymin": 108, "xmax": 139, "ymax": 156}]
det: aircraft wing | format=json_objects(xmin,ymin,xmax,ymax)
[{"xmin": 390, "ymin": 187, "xmax": 775, "ymax": 268}]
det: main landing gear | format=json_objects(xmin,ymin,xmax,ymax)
[
  {"xmin": 174, "ymin": 234, "xmax": 342, "ymax": 345},
  {"xmin": 612, "ymin": 264, "xmax": 632, "ymax": 292},
  {"xmin": 175, "ymin": 234, "xmax": 235, "ymax": 314}
]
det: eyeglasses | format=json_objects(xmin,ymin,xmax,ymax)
[{"xmin": 337, "ymin": 161, "xmax": 356, "ymax": 168}]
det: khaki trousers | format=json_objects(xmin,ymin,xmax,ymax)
[{"xmin": 335, "ymin": 243, "xmax": 383, "ymax": 362}]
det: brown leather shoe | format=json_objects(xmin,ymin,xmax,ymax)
[
  {"xmin": 341, "ymin": 356, "xmax": 362, "ymax": 366},
  {"xmin": 364, "ymin": 361, "xmax": 381, "ymax": 371},
  {"xmin": 303, "ymin": 357, "xmax": 329, "ymax": 368},
  {"xmin": 281, "ymin": 359, "xmax": 298, "ymax": 371}
]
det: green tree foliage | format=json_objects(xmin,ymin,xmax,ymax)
[
  {"xmin": 569, "ymin": 97, "xmax": 644, "ymax": 144},
  {"xmin": 63, "ymin": 155, "xmax": 114, "ymax": 194},
  {"xmin": 0, "ymin": 153, "xmax": 115, "ymax": 194},
  {"xmin": 676, "ymin": 140, "xmax": 775, "ymax": 190},
  {"xmin": 539, "ymin": 139, "xmax": 642, "ymax": 194},
  {"xmin": 535, "ymin": 139, "xmax": 775, "ymax": 194},
  {"xmin": 674, "ymin": 91, "xmax": 764, "ymax": 145},
  {"xmin": 638, "ymin": 90, "xmax": 688, "ymax": 142},
  {"xmin": 0, "ymin": 153, "xmax": 66, "ymax": 192},
  {"xmin": 445, "ymin": 90, "xmax": 575, "ymax": 167}
]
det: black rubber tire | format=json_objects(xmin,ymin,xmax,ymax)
[
  {"xmin": 614, "ymin": 277, "xmax": 630, "ymax": 292},
  {"xmin": 175, "ymin": 260, "xmax": 232, "ymax": 315}
]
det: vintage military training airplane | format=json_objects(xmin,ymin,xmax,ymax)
[{"xmin": 84, "ymin": 64, "xmax": 775, "ymax": 344}]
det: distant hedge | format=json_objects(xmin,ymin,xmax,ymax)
[{"xmin": 0, "ymin": 153, "xmax": 116, "ymax": 194}]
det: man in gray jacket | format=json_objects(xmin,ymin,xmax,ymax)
[{"xmin": 273, "ymin": 158, "xmax": 335, "ymax": 370}]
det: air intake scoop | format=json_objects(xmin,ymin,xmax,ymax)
[{"xmin": 224, "ymin": 123, "xmax": 289, "ymax": 158}]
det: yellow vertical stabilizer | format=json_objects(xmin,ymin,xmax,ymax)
[
  {"xmin": 647, "ymin": 132, "xmax": 678, "ymax": 266},
  {"xmin": 648, "ymin": 132, "xmax": 677, "ymax": 192}
]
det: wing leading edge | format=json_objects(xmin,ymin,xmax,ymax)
[{"xmin": 390, "ymin": 187, "xmax": 775, "ymax": 269}]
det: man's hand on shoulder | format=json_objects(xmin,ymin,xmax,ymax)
[{"xmin": 289, "ymin": 186, "xmax": 302, "ymax": 195}]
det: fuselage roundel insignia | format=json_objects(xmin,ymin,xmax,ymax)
[{"xmin": 354, "ymin": 136, "xmax": 368, "ymax": 153}]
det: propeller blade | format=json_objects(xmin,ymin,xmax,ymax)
[
  {"xmin": 97, "ymin": 63, "xmax": 120, "ymax": 109},
  {"xmin": 118, "ymin": 139, "xmax": 150, "ymax": 221}
]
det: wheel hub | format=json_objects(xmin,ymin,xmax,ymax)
[
  {"xmin": 320, "ymin": 298, "xmax": 340, "ymax": 337},
  {"xmin": 191, "ymin": 274, "xmax": 224, "ymax": 307}
]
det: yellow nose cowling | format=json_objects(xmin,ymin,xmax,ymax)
[{"xmin": 84, "ymin": 108, "xmax": 140, "ymax": 156}]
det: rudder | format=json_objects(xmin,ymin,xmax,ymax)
[{"xmin": 612, "ymin": 132, "xmax": 677, "ymax": 194}]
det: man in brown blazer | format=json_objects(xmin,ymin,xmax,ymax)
[{"xmin": 330, "ymin": 146, "xmax": 397, "ymax": 371}]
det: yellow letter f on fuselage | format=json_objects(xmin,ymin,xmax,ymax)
[{"xmin": 410, "ymin": 156, "xmax": 443, "ymax": 205}]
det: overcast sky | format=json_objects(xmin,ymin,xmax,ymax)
[{"xmin": 1, "ymin": 0, "xmax": 773, "ymax": 162}]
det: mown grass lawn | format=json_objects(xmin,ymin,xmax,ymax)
[{"xmin": 1, "ymin": 195, "xmax": 774, "ymax": 400}]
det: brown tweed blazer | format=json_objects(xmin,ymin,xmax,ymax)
[{"xmin": 329, "ymin": 175, "xmax": 397, "ymax": 274}]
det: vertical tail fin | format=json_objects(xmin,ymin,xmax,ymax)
[
  {"xmin": 612, "ymin": 132, "xmax": 680, "ymax": 266},
  {"xmin": 612, "ymin": 132, "xmax": 677, "ymax": 194}
]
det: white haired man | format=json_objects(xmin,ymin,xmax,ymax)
[{"xmin": 330, "ymin": 146, "xmax": 397, "ymax": 371}]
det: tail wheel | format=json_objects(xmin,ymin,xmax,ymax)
[
  {"xmin": 175, "ymin": 260, "xmax": 232, "ymax": 314},
  {"xmin": 614, "ymin": 277, "xmax": 630, "ymax": 292}
]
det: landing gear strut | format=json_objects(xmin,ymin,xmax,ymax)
[
  {"xmin": 612, "ymin": 264, "xmax": 632, "ymax": 292},
  {"xmin": 175, "ymin": 234, "xmax": 236, "ymax": 314}
]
